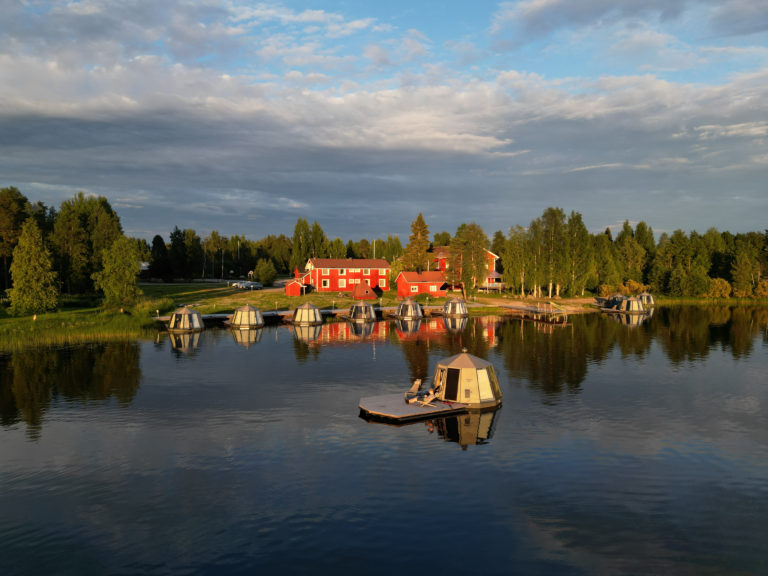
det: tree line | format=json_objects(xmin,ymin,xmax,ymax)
[{"xmin": 2, "ymin": 185, "xmax": 768, "ymax": 316}]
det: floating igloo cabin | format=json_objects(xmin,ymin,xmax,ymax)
[
  {"xmin": 168, "ymin": 306, "xmax": 204, "ymax": 332},
  {"xmin": 395, "ymin": 298, "xmax": 423, "ymax": 320},
  {"xmin": 358, "ymin": 350, "xmax": 502, "ymax": 423},
  {"xmin": 614, "ymin": 297, "xmax": 645, "ymax": 314},
  {"xmin": 292, "ymin": 302, "xmax": 323, "ymax": 325},
  {"xmin": 638, "ymin": 292, "xmax": 655, "ymax": 308},
  {"xmin": 443, "ymin": 298, "xmax": 468, "ymax": 318},
  {"xmin": 348, "ymin": 301, "xmax": 376, "ymax": 323},
  {"xmin": 229, "ymin": 304, "xmax": 264, "ymax": 329},
  {"xmin": 431, "ymin": 351, "xmax": 502, "ymax": 408}
]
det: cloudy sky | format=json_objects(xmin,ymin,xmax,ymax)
[{"xmin": 1, "ymin": 0, "xmax": 767, "ymax": 242}]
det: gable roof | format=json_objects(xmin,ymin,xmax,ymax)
[
  {"xmin": 307, "ymin": 258, "xmax": 390, "ymax": 269},
  {"xmin": 396, "ymin": 271, "xmax": 447, "ymax": 283}
]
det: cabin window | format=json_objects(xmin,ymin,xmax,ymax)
[
  {"xmin": 380, "ymin": 269, "xmax": 387, "ymax": 274},
  {"xmin": 339, "ymin": 269, "xmax": 346, "ymax": 275},
  {"xmin": 411, "ymin": 286, "xmax": 419, "ymax": 293},
  {"xmin": 322, "ymin": 268, "xmax": 329, "ymax": 275},
  {"xmin": 429, "ymin": 285, "xmax": 437, "ymax": 292},
  {"xmin": 339, "ymin": 279, "xmax": 346, "ymax": 288},
  {"xmin": 477, "ymin": 370, "xmax": 493, "ymax": 401},
  {"xmin": 379, "ymin": 279, "xmax": 386, "ymax": 288},
  {"xmin": 322, "ymin": 279, "xmax": 329, "ymax": 288},
  {"xmin": 364, "ymin": 269, "xmax": 370, "ymax": 275}
]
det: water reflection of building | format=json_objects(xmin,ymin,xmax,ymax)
[
  {"xmin": 395, "ymin": 317, "xmax": 447, "ymax": 341},
  {"xmin": 429, "ymin": 409, "xmax": 499, "ymax": 449},
  {"xmin": 444, "ymin": 316, "xmax": 468, "ymax": 333},
  {"xmin": 169, "ymin": 331, "xmax": 200, "ymax": 354},
  {"xmin": 293, "ymin": 324, "xmax": 322, "ymax": 343},
  {"xmin": 230, "ymin": 328, "xmax": 263, "ymax": 348}
]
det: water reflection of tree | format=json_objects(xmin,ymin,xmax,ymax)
[
  {"xmin": 497, "ymin": 315, "xmax": 613, "ymax": 398},
  {"xmin": 653, "ymin": 306, "xmax": 766, "ymax": 363},
  {"xmin": 400, "ymin": 339, "xmax": 430, "ymax": 382},
  {"xmin": 442, "ymin": 317, "xmax": 491, "ymax": 358},
  {"xmin": 0, "ymin": 342, "xmax": 141, "ymax": 439}
]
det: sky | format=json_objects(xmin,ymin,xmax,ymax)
[{"xmin": 1, "ymin": 0, "xmax": 767, "ymax": 242}]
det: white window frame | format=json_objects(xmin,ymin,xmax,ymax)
[
  {"xmin": 410, "ymin": 286, "xmax": 419, "ymax": 293},
  {"xmin": 429, "ymin": 285, "xmax": 437, "ymax": 292},
  {"xmin": 322, "ymin": 268, "xmax": 329, "ymax": 275},
  {"xmin": 321, "ymin": 279, "xmax": 329, "ymax": 288},
  {"xmin": 339, "ymin": 269, "xmax": 346, "ymax": 276},
  {"xmin": 379, "ymin": 279, "xmax": 386, "ymax": 288},
  {"xmin": 363, "ymin": 269, "xmax": 370, "ymax": 276},
  {"xmin": 339, "ymin": 279, "xmax": 346, "ymax": 288}
]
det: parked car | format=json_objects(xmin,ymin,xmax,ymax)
[{"xmin": 239, "ymin": 281, "xmax": 263, "ymax": 290}]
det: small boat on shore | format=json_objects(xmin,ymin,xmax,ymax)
[{"xmin": 359, "ymin": 349, "xmax": 502, "ymax": 423}]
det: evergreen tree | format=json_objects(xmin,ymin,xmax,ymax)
[
  {"xmin": 149, "ymin": 235, "xmax": 171, "ymax": 281},
  {"xmin": 8, "ymin": 219, "xmax": 58, "ymax": 315},
  {"xmin": 184, "ymin": 229, "xmax": 203, "ymax": 279},
  {"xmin": 402, "ymin": 213, "xmax": 430, "ymax": 272},
  {"xmin": 168, "ymin": 226, "xmax": 186, "ymax": 279},
  {"xmin": 92, "ymin": 236, "xmax": 142, "ymax": 308},
  {"xmin": 0, "ymin": 186, "xmax": 30, "ymax": 291}
]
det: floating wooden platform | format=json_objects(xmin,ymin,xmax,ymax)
[{"xmin": 359, "ymin": 393, "xmax": 468, "ymax": 423}]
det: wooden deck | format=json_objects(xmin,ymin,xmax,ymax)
[{"xmin": 359, "ymin": 393, "xmax": 468, "ymax": 422}]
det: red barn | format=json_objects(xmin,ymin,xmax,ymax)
[
  {"xmin": 395, "ymin": 271, "xmax": 448, "ymax": 298},
  {"xmin": 299, "ymin": 258, "xmax": 390, "ymax": 293}
]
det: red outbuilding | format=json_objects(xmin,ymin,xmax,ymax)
[
  {"xmin": 284, "ymin": 279, "xmax": 306, "ymax": 297},
  {"xmin": 395, "ymin": 271, "xmax": 448, "ymax": 298}
]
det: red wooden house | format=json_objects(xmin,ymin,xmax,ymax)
[
  {"xmin": 395, "ymin": 271, "xmax": 448, "ymax": 298},
  {"xmin": 430, "ymin": 246, "xmax": 503, "ymax": 291},
  {"xmin": 295, "ymin": 258, "xmax": 391, "ymax": 294}
]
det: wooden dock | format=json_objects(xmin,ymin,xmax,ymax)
[{"xmin": 359, "ymin": 393, "xmax": 468, "ymax": 423}]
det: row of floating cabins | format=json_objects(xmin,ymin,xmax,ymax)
[{"xmin": 165, "ymin": 297, "xmax": 470, "ymax": 333}]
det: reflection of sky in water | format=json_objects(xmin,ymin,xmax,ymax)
[{"xmin": 1, "ymin": 310, "xmax": 767, "ymax": 575}]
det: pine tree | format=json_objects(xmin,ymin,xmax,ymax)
[
  {"xmin": 402, "ymin": 213, "xmax": 430, "ymax": 272},
  {"xmin": 8, "ymin": 219, "xmax": 59, "ymax": 315}
]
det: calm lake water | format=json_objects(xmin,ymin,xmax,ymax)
[{"xmin": 1, "ymin": 306, "xmax": 767, "ymax": 575}]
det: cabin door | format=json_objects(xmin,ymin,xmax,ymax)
[{"xmin": 443, "ymin": 368, "xmax": 461, "ymax": 401}]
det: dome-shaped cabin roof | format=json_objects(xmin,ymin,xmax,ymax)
[
  {"xmin": 638, "ymin": 292, "xmax": 655, "ymax": 307},
  {"xmin": 168, "ymin": 306, "xmax": 204, "ymax": 332},
  {"xmin": 615, "ymin": 297, "xmax": 644, "ymax": 314},
  {"xmin": 443, "ymin": 298, "xmax": 468, "ymax": 318},
  {"xmin": 230, "ymin": 304, "xmax": 264, "ymax": 329},
  {"xmin": 293, "ymin": 302, "xmax": 323, "ymax": 325},
  {"xmin": 348, "ymin": 301, "xmax": 376, "ymax": 322},
  {"xmin": 432, "ymin": 351, "xmax": 502, "ymax": 408},
  {"xmin": 396, "ymin": 298, "xmax": 423, "ymax": 320}
]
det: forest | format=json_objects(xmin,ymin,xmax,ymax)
[{"xmin": 1, "ymin": 187, "xmax": 767, "ymax": 315}]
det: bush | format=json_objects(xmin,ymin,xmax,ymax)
[
  {"xmin": 755, "ymin": 279, "xmax": 768, "ymax": 298},
  {"xmin": 707, "ymin": 278, "xmax": 731, "ymax": 298}
]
